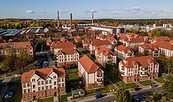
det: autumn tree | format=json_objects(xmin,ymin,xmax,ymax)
[{"xmin": 114, "ymin": 87, "xmax": 131, "ymax": 102}]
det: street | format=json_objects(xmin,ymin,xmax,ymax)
[{"xmin": 71, "ymin": 85, "xmax": 164, "ymax": 102}]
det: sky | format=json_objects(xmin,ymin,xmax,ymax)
[{"xmin": 0, "ymin": 0, "xmax": 173, "ymax": 19}]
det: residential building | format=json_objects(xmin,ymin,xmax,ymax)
[
  {"xmin": 21, "ymin": 67, "xmax": 66, "ymax": 102},
  {"xmin": 50, "ymin": 41, "xmax": 76, "ymax": 54},
  {"xmin": 114, "ymin": 45, "xmax": 134, "ymax": 59},
  {"xmin": 0, "ymin": 41, "xmax": 34, "ymax": 57},
  {"xmin": 82, "ymin": 38, "xmax": 93, "ymax": 50},
  {"xmin": 151, "ymin": 36, "xmax": 171, "ymax": 44},
  {"xmin": 119, "ymin": 56, "xmax": 159, "ymax": 83},
  {"xmin": 78, "ymin": 55, "xmax": 104, "ymax": 90},
  {"xmin": 139, "ymin": 43, "xmax": 160, "ymax": 57},
  {"xmin": 55, "ymin": 48, "xmax": 79, "ymax": 67},
  {"xmin": 89, "ymin": 39, "xmax": 112, "ymax": 54},
  {"xmin": 153, "ymin": 42, "xmax": 173, "ymax": 57},
  {"xmin": 95, "ymin": 46, "xmax": 116, "ymax": 66}
]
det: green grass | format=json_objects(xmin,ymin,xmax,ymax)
[
  {"xmin": 139, "ymin": 80, "xmax": 155, "ymax": 86},
  {"xmin": 61, "ymin": 92, "xmax": 71, "ymax": 102},
  {"xmin": 66, "ymin": 68, "xmax": 80, "ymax": 81},
  {"xmin": 9, "ymin": 84, "xmax": 22, "ymax": 102},
  {"xmin": 113, "ymin": 77, "xmax": 139, "ymax": 89},
  {"xmin": 155, "ymin": 77, "xmax": 166, "ymax": 83},
  {"xmin": 38, "ymin": 97, "xmax": 53, "ymax": 102},
  {"xmin": 86, "ymin": 84, "xmax": 114, "ymax": 96}
]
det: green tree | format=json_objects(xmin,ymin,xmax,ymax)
[
  {"xmin": 115, "ymin": 87, "xmax": 131, "ymax": 102},
  {"xmin": 162, "ymin": 75, "xmax": 173, "ymax": 99}
]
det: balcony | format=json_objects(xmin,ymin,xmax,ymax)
[
  {"xmin": 96, "ymin": 78, "xmax": 103, "ymax": 83},
  {"xmin": 140, "ymin": 72, "xmax": 148, "ymax": 76}
]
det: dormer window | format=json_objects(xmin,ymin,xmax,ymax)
[
  {"xmin": 53, "ymin": 76, "xmax": 56, "ymax": 79},
  {"xmin": 32, "ymin": 79, "xmax": 35, "ymax": 82}
]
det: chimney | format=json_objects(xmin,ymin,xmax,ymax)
[
  {"xmin": 70, "ymin": 13, "xmax": 73, "ymax": 29},
  {"xmin": 92, "ymin": 12, "xmax": 94, "ymax": 24},
  {"xmin": 57, "ymin": 11, "xmax": 60, "ymax": 28}
]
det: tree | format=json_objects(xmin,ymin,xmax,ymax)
[
  {"xmin": 114, "ymin": 87, "xmax": 131, "ymax": 102},
  {"xmin": 0, "ymin": 56, "xmax": 11, "ymax": 76},
  {"xmin": 162, "ymin": 75, "xmax": 173, "ymax": 99}
]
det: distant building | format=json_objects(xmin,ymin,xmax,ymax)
[
  {"xmin": 21, "ymin": 67, "xmax": 66, "ymax": 101},
  {"xmin": 151, "ymin": 36, "xmax": 171, "ymax": 44},
  {"xmin": 119, "ymin": 56, "xmax": 159, "ymax": 83},
  {"xmin": 139, "ymin": 43, "xmax": 160, "ymax": 57},
  {"xmin": 90, "ymin": 26, "xmax": 126, "ymax": 35},
  {"xmin": 0, "ymin": 41, "xmax": 34, "ymax": 58},
  {"xmin": 78, "ymin": 55, "xmax": 104, "ymax": 90}
]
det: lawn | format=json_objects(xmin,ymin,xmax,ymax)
[
  {"xmin": 66, "ymin": 68, "xmax": 81, "ymax": 82},
  {"xmin": 9, "ymin": 83, "xmax": 22, "ymax": 102},
  {"xmin": 38, "ymin": 97, "xmax": 53, "ymax": 102},
  {"xmin": 113, "ymin": 77, "xmax": 139, "ymax": 89},
  {"xmin": 155, "ymin": 77, "xmax": 166, "ymax": 83},
  {"xmin": 139, "ymin": 80, "xmax": 155, "ymax": 86},
  {"xmin": 86, "ymin": 84, "xmax": 114, "ymax": 96}
]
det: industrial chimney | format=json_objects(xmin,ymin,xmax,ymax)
[
  {"xmin": 57, "ymin": 10, "xmax": 60, "ymax": 28},
  {"xmin": 92, "ymin": 12, "xmax": 94, "ymax": 24},
  {"xmin": 70, "ymin": 13, "xmax": 73, "ymax": 29}
]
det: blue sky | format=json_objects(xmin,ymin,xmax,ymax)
[{"xmin": 0, "ymin": 0, "xmax": 173, "ymax": 19}]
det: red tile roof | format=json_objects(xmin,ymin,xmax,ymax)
[
  {"xmin": 0, "ymin": 42, "xmax": 32, "ymax": 49},
  {"xmin": 74, "ymin": 36, "xmax": 82, "ymax": 42},
  {"xmin": 21, "ymin": 67, "xmax": 65, "ymax": 83},
  {"xmin": 153, "ymin": 36, "xmax": 171, "ymax": 42},
  {"xmin": 51, "ymin": 41, "xmax": 75, "ymax": 49},
  {"xmin": 91, "ymin": 39, "xmax": 112, "ymax": 46},
  {"xmin": 56, "ymin": 48, "xmax": 77, "ymax": 55},
  {"xmin": 115, "ymin": 45, "xmax": 132, "ymax": 54},
  {"xmin": 96, "ymin": 46, "xmax": 115, "ymax": 56},
  {"xmin": 121, "ymin": 56, "xmax": 158, "ymax": 68},
  {"xmin": 79, "ymin": 55, "xmax": 100, "ymax": 73},
  {"xmin": 154, "ymin": 42, "xmax": 173, "ymax": 50},
  {"xmin": 127, "ymin": 38, "xmax": 145, "ymax": 43}
]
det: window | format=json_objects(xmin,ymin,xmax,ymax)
[
  {"xmin": 62, "ymin": 78, "xmax": 64, "ymax": 82},
  {"xmin": 42, "ymin": 87, "xmax": 44, "ymax": 90},
  {"xmin": 28, "ymin": 89, "xmax": 30, "ymax": 93},
  {"xmin": 41, "ymin": 81, "xmax": 44, "ymax": 85},
  {"xmin": 53, "ymin": 76, "xmax": 56, "ymax": 79},
  {"xmin": 33, "ymin": 85, "xmax": 35, "ymax": 89},
  {"xmin": 46, "ymin": 80, "xmax": 48, "ymax": 84},
  {"xmin": 58, "ymin": 84, "xmax": 61, "ymax": 87},
  {"xmin": 46, "ymin": 86, "xmax": 48, "ymax": 89},
  {"xmin": 33, "ymin": 90, "xmax": 35, "ymax": 93},
  {"xmin": 27, "ymin": 83, "xmax": 30, "ymax": 87},
  {"xmin": 54, "ymin": 87, "xmax": 56, "ymax": 89},
  {"xmin": 38, "ymin": 87, "xmax": 40, "ymax": 91},
  {"xmin": 62, "ymin": 83, "xmax": 64, "ymax": 87},
  {"xmin": 58, "ymin": 79, "xmax": 61, "ymax": 82},
  {"xmin": 24, "ymin": 89, "xmax": 26, "ymax": 93},
  {"xmin": 23, "ymin": 83, "xmax": 26, "ymax": 88},
  {"xmin": 49, "ymin": 80, "xmax": 52, "ymax": 84},
  {"xmin": 32, "ymin": 79, "xmax": 35, "ymax": 82},
  {"xmin": 38, "ymin": 81, "xmax": 40, "ymax": 85},
  {"xmin": 50, "ymin": 85, "xmax": 52, "ymax": 89},
  {"xmin": 54, "ymin": 81, "xmax": 56, "ymax": 85}
]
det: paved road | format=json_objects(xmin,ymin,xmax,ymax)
[
  {"xmin": 47, "ymin": 53, "xmax": 55, "ymax": 67},
  {"xmin": 71, "ymin": 85, "xmax": 164, "ymax": 102}
]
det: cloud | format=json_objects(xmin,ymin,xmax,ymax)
[{"xmin": 25, "ymin": 10, "xmax": 35, "ymax": 14}]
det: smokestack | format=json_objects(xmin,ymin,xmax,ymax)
[
  {"xmin": 70, "ymin": 13, "xmax": 73, "ymax": 29},
  {"xmin": 92, "ymin": 12, "xmax": 94, "ymax": 24},
  {"xmin": 57, "ymin": 10, "xmax": 60, "ymax": 28}
]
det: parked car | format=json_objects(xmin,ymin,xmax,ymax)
[
  {"xmin": 4, "ymin": 91, "xmax": 14, "ymax": 99},
  {"xmin": 150, "ymin": 84, "xmax": 158, "ymax": 88},
  {"xmin": 95, "ymin": 93, "xmax": 103, "ymax": 99},
  {"xmin": 134, "ymin": 87, "xmax": 142, "ymax": 91},
  {"xmin": 133, "ymin": 95, "xmax": 145, "ymax": 102}
]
